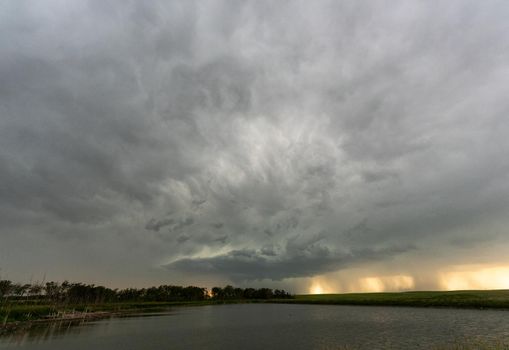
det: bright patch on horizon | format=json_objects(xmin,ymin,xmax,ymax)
[
  {"xmin": 441, "ymin": 265, "xmax": 509, "ymax": 290},
  {"xmin": 307, "ymin": 274, "xmax": 415, "ymax": 294},
  {"xmin": 357, "ymin": 275, "xmax": 415, "ymax": 292},
  {"xmin": 310, "ymin": 283, "xmax": 325, "ymax": 294}
]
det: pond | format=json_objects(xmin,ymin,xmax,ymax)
[{"xmin": 1, "ymin": 304, "xmax": 509, "ymax": 349}]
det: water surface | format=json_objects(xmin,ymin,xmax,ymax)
[{"xmin": 2, "ymin": 304, "xmax": 509, "ymax": 349}]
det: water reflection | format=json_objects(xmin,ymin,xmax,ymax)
[
  {"xmin": 1, "ymin": 304, "xmax": 509, "ymax": 349},
  {"xmin": 4, "ymin": 319, "xmax": 94, "ymax": 346},
  {"xmin": 1, "ymin": 311, "xmax": 176, "ymax": 347}
]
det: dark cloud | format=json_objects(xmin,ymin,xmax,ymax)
[
  {"xmin": 164, "ymin": 244, "xmax": 415, "ymax": 282},
  {"xmin": 1, "ymin": 0, "xmax": 509, "ymax": 290},
  {"xmin": 211, "ymin": 222, "xmax": 224, "ymax": 229},
  {"xmin": 145, "ymin": 218, "xmax": 175, "ymax": 232}
]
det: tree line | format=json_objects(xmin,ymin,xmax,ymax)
[
  {"xmin": 211, "ymin": 285, "xmax": 291, "ymax": 299},
  {"xmin": 0, "ymin": 280, "xmax": 293, "ymax": 304}
]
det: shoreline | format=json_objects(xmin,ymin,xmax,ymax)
[
  {"xmin": 3, "ymin": 289, "xmax": 509, "ymax": 332},
  {"xmin": 3, "ymin": 299, "xmax": 509, "ymax": 350},
  {"xmin": 0, "ymin": 299, "xmax": 267, "ymax": 333}
]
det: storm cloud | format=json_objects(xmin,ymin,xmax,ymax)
[{"xmin": 1, "ymin": 0, "xmax": 509, "ymax": 291}]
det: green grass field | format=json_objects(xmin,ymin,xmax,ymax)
[{"xmin": 288, "ymin": 290, "xmax": 509, "ymax": 308}]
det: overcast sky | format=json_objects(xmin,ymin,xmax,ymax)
[{"xmin": 1, "ymin": 0, "xmax": 509, "ymax": 292}]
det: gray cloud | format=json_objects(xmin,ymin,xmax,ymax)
[
  {"xmin": 165, "ymin": 241, "xmax": 415, "ymax": 282},
  {"xmin": 1, "ymin": 0, "xmax": 509, "ymax": 290},
  {"xmin": 145, "ymin": 218, "xmax": 175, "ymax": 232}
]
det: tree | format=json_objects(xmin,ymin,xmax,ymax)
[
  {"xmin": 0, "ymin": 280, "xmax": 12, "ymax": 298},
  {"xmin": 29, "ymin": 283, "xmax": 43, "ymax": 296},
  {"xmin": 211, "ymin": 287, "xmax": 223, "ymax": 299},
  {"xmin": 44, "ymin": 282, "xmax": 61, "ymax": 302}
]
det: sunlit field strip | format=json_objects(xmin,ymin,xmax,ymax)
[{"xmin": 286, "ymin": 290, "xmax": 509, "ymax": 309}]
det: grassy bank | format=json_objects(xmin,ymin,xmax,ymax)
[
  {"xmin": 284, "ymin": 290, "xmax": 509, "ymax": 309},
  {"xmin": 0, "ymin": 300, "xmax": 214, "ymax": 325},
  {"xmin": 0, "ymin": 299, "xmax": 281, "ymax": 326}
]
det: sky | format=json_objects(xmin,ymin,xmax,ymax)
[{"xmin": 1, "ymin": 0, "xmax": 509, "ymax": 293}]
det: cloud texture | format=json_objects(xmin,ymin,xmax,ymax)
[{"xmin": 1, "ymin": 0, "xmax": 509, "ymax": 290}]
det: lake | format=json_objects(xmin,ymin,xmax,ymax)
[{"xmin": 2, "ymin": 304, "xmax": 509, "ymax": 349}]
